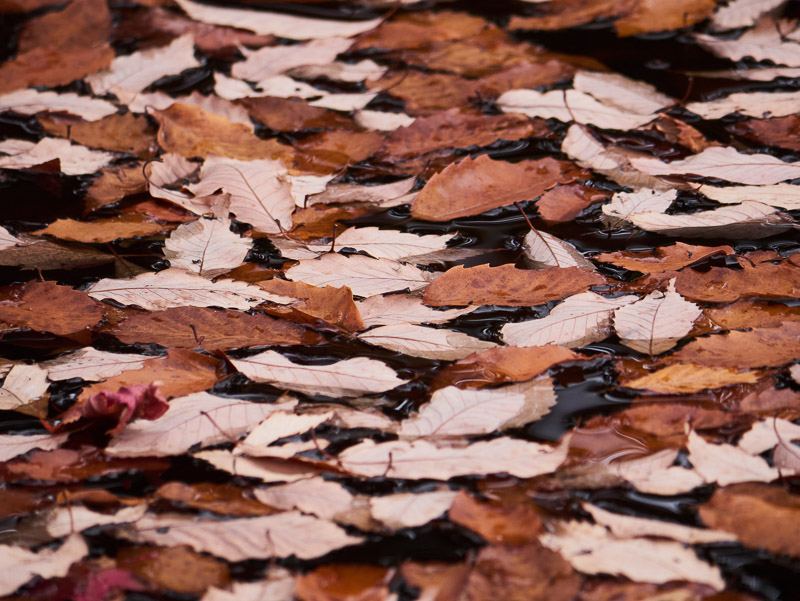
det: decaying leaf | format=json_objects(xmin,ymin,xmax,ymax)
[
  {"xmin": 621, "ymin": 363, "xmax": 760, "ymax": 393},
  {"xmin": 307, "ymin": 227, "xmax": 454, "ymax": 261},
  {"xmin": 0, "ymin": 534, "xmax": 88, "ymax": 596},
  {"xmin": 358, "ymin": 324, "xmax": 496, "ymax": 360},
  {"xmin": 356, "ymin": 294, "xmax": 476, "ymax": 328},
  {"xmin": 672, "ymin": 323, "xmax": 800, "ymax": 368},
  {"xmin": 595, "ymin": 242, "xmax": 734, "ymax": 273},
  {"xmin": 523, "ymin": 228, "xmax": 595, "ymax": 270},
  {"xmin": 0, "ymin": 364, "xmax": 49, "ymax": 411}
]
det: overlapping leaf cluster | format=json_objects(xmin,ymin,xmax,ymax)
[{"xmin": 0, "ymin": 0, "xmax": 799, "ymax": 599}]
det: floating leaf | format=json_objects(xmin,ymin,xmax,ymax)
[
  {"xmin": 0, "ymin": 535, "xmax": 88, "ymax": 596},
  {"xmin": 164, "ymin": 218, "xmax": 252, "ymax": 278},
  {"xmin": 523, "ymin": 228, "xmax": 594, "ymax": 269},
  {"xmin": 358, "ymin": 324, "xmax": 496, "ymax": 360},
  {"xmin": 307, "ymin": 227, "xmax": 454, "ymax": 261}
]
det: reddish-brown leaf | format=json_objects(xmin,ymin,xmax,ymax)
[
  {"xmin": 448, "ymin": 491, "xmax": 542, "ymax": 544},
  {"xmin": 240, "ymin": 96, "xmax": 357, "ymax": 132},
  {"xmin": 59, "ymin": 383, "xmax": 168, "ymax": 434},
  {"xmin": 423, "ymin": 264, "xmax": 605, "ymax": 307},
  {"xmin": 596, "ymin": 243, "xmax": 734, "ymax": 274},
  {"xmin": 675, "ymin": 261, "xmax": 800, "ymax": 303},
  {"xmin": 155, "ymin": 481, "xmax": 274, "ymax": 517},
  {"xmin": 729, "ymin": 115, "xmax": 800, "ymax": 152},
  {"xmin": 672, "ymin": 324, "xmax": 800, "ymax": 369},
  {"xmin": 535, "ymin": 184, "xmax": 611, "ymax": 224},
  {"xmin": 16, "ymin": 0, "xmax": 109, "ymax": 53},
  {"xmin": 0, "ymin": 44, "xmax": 114, "ymax": 94},
  {"xmin": 117, "ymin": 545, "xmax": 231, "ymax": 596},
  {"xmin": 34, "ymin": 215, "xmax": 172, "ymax": 244},
  {"xmin": 296, "ymin": 564, "xmax": 391, "ymax": 601},
  {"xmin": 0, "ymin": 281, "xmax": 103, "ymax": 336},
  {"xmin": 84, "ymin": 163, "xmax": 148, "ymax": 214},
  {"xmin": 108, "ymin": 306, "xmax": 321, "ymax": 350},
  {"xmin": 295, "ymin": 129, "xmax": 384, "ymax": 168},
  {"xmin": 614, "ymin": 0, "xmax": 716, "ymax": 36},
  {"xmin": 258, "ymin": 280, "xmax": 364, "ymax": 332},
  {"xmin": 353, "ymin": 11, "xmax": 489, "ymax": 51},
  {"xmin": 433, "ymin": 345, "xmax": 582, "ymax": 389},
  {"xmin": 705, "ymin": 301, "xmax": 800, "ymax": 330},
  {"xmin": 412, "ymin": 154, "xmax": 583, "ymax": 221},
  {"xmin": 39, "ymin": 113, "xmax": 158, "ymax": 158}
]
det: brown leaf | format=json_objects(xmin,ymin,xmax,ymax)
[
  {"xmin": 596, "ymin": 243, "xmax": 734, "ymax": 274},
  {"xmin": 615, "ymin": 0, "xmax": 716, "ymax": 36},
  {"xmin": 84, "ymin": 163, "xmax": 148, "ymax": 213},
  {"xmin": 535, "ymin": 184, "xmax": 611, "ymax": 224},
  {"xmin": 0, "ymin": 239, "xmax": 116, "ymax": 271},
  {"xmin": 295, "ymin": 129, "xmax": 385, "ymax": 169},
  {"xmin": 39, "ymin": 112, "xmax": 158, "ymax": 158},
  {"xmin": 78, "ymin": 349, "xmax": 221, "ymax": 401},
  {"xmin": 109, "ymin": 306, "xmax": 321, "ymax": 350},
  {"xmin": 699, "ymin": 483, "xmax": 800, "ymax": 558},
  {"xmin": 675, "ymin": 261, "xmax": 800, "ymax": 302},
  {"xmin": 462, "ymin": 543, "xmax": 580, "ymax": 601},
  {"xmin": 423, "ymin": 264, "xmax": 604, "ymax": 307},
  {"xmin": 578, "ymin": 579, "xmax": 717, "ymax": 601},
  {"xmin": 0, "ymin": 281, "xmax": 103, "ymax": 336},
  {"xmin": 353, "ymin": 11, "xmax": 489, "ymax": 51},
  {"xmin": 34, "ymin": 214, "xmax": 172, "ymax": 243},
  {"xmin": 739, "ymin": 380, "xmax": 800, "ymax": 417},
  {"xmin": 151, "ymin": 103, "xmax": 291, "ymax": 160},
  {"xmin": 16, "ymin": 0, "xmax": 109, "ymax": 54},
  {"xmin": 117, "ymin": 545, "xmax": 230, "ymax": 595},
  {"xmin": 621, "ymin": 364, "xmax": 760, "ymax": 394},
  {"xmin": 433, "ymin": 345, "xmax": 582, "ymax": 389},
  {"xmin": 296, "ymin": 564, "xmax": 391, "ymax": 601},
  {"xmin": 729, "ymin": 115, "xmax": 800, "ymax": 151},
  {"xmin": 705, "ymin": 300, "xmax": 800, "ymax": 330},
  {"xmin": 412, "ymin": 154, "xmax": 582, "ymax": 221},
  {"xmin": 0, "ymin": 44, "xmax": 114, "ymax": 94},
  {"xmin": 400, "ymin": 562, "xmax": 470, "ymax": 601},
  {"xmin": 259, "ymin": 280, "xmax": 365, "ymax": 332},
  {"xmin": 509, "ymin": 0, "xmax": 634, "ymax": 31},
  {"xmin": 672, "ymin": 324, "xmax": 800, "ymax": 368},
  {"xmin": 155, "ymin": 481, "xmax": 274, "ymax": 517},
  {"xmin": 240, "ymin": 96, "xmax": 356, "ymax": 132},
  {"xmin": 448, "ymin": 491, "xmax": 542, "ymax": 544}
]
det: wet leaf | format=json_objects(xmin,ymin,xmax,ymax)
[
  {"xmin": 163, "ymin": 218, "xmax": 252, "ymax": 278},
  {"xmin": 0, "ymin": 535, "xmax": 88, "ymax": 596},
  {"xmin": 358, "ymin": 324, "xmax": 496, "ymax": 360}
]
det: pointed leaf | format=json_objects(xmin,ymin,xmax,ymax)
[
  {"xmin": 307, "ymin": 227, "xmax": 454, "ymax": 261},
  {"xmin": 0, "ymin": 432, "xmax": 67, "ymax": 462},
  {"xmin": 0, "ymin": 137, "xmax": 113, "ymax": 175},
  {"xmin": 43, "ymin": 348, "xmax": 150, "ymax": 382},
  {"xmin": 523, "ymin": 228, "xmax": 594, "ymax": 269},
  {"xmin": 0, "ymin": 535, "xmax": 88, "ymax": 596},
  {"xmin": 357, "ymin": 294, "xmax": 475, "ymax": 328},
  {"xmin": 370, "ymin": 490, "xmax": 457, "ymax": 529},
  {"xmin": 358, "ymin": 324, "xmax": 496, "ymax": 360},
  {"xmin": 164, "ymin": 218, "xmax": 252, "ymax": 278},
  {"xmin": 0, "ymin": 88, "xmax": 116, "ymax": 121}
]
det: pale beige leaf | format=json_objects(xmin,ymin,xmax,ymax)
[
  {"xmin": 573, "ymin": 71, "xmax": 674, "ymax": 116},
  {"xmin": 687, "ymin": 90, "xmax": 800, "ymax": 119},
  {"xmin": 498, "ymin": 89, "xmax": 656, "ymax": 129},
  {"xmin": 105, "ymin": 393, "xmax": 296, "ymax": 457},
  {"xmin": 369, "ymin": 490, "xmax": 457, "ymax": 529},
  {"xmin": 238, "ymin": 411, "xmax": 332, "ymax": 456},
  {"xmin": 250, "ymin": 75, "xmax": 326, "ymax": 99},
  {"xmin": 629, "ymin": 145, "xmax": 800, "ymax": 185},
  {"xmin": 602, "ymin": 188, "xmax": 676, "ymax": 223},
  {"xmin": 327, "ymin": 405, "xmax": 396, "ymax": 431},
  {"xmin": 712, "ymin": 0, "xmax": 786, "ymax": 29},
  {"xmin": 233, "ymin": 38, "xmax": 352, "ymax": 82},
  {"xmin": 614, "ymin": 449, "xmax": 707, "ymax": 495},
  {"xmin": 289, "ymin": 59, "xmax": 386, "ymax": 83},
  {"xmin": 338, "ymin": 437, "xmax": 568, "ymax": 479},
  {"xmin": 145, "ymin": 155, "xmax": 225, "ymax": 217},
  {"xmin": 286, "ymin": 174, "xmax": 333, "ymax": 206},
  {"xmin": 307, "ymin": 228, "xmax": 454, "ymax": 261},
  {"xmin": 195, "ymin": 450, "xmax": 318, "ymax": 483},
  {"xmin": 0, "ymin": 226, "xmax": 26, "ymax": 251},
  {"xmin": 737, "ymin": 418, "xmax": 800, "ymax": 455},
  {"xmin": 698, "ymin": 183, "xmax": 800, "ymax": 210},
  {"xmin": 561, "ymin": 125, "xmax": 669, "ymax": 190},
  {"xmin": 354, "ymin": 110, "xmax": 416, "ymax": 132},
  {"xmin": 269, "ymin": 236, "xmax": 321, "ymax": 260},
  {"xmin": 122, "ymin": 91, "xmax": 254, "ymax": 130},
  {"xmin": 613, "ymin": 280, "xmax": 701, "ymax": 354},
  {"xmin": 189, "ymin": 156, "xmax": 294, "ymax": 234},
  {"xmin": 0, "ymin": 432, "xmax": 67, "ymax": 462},
  {"xmin": 120, "ymin": 511, "xmax": 362, "ymax": 561},
  {"xmin": 0, "ymin": 137, "xmax": 113, "ymax": 175},
  {"xmin": 0, "ymin": 364, "xmax": 49, "ymax": 411},
  {"xmin": 501, "ymin": 292, "xmax": 638, "ymax": 348},
  {"xmin": 688, "ymin": 66, "xmax": 800, "ymax": 80},
  {"xmin": 696, "ymin": 18, "xmax": 800, "ymax": 66},
  {"xmin": 356, "ymin": 294, "xmax": 476, "ymax": 328},
  {"xmin": 214, "ymin": 72, "xmax": 265, "ymax": 101},
  {"xmin": 540, "ymin": 521, "xmax": 724, "ymax": 590},
  {"xmin": 43, "ymin": 348, "xmax": 149, "ymax": 382},
  {"xmin": 45, "ymin": 505, "xmax": 148, "ymax": 538},
  {"xmin": 230, "ymin": 350, "xmax": 408, "ymax": 397},
  {"xmin": 0, "ymin": 535, "xmax": 88, "ymax": 596},
  {"xmin": 621, "ymin": 364, "xmax": 759, "ymax": 393},
  {"xmin": 629, "ymin": 201, "xmax": 794, "ymax": 238},
  {"xmin": 202, "ymin": 572, "xmax": 295, "ymax": 601},
  {"xmin": 87, "ymin": 268, "xmax": 291, "ymax": 311},
  {"xmin": 164, "ymin": 218, "xmax": 252, "ymax": 278},
  {"xmin": 285, "ymin": 254, "xmax": 431, "ymax": 297},
  {"xmin": 523, "ymin": 228, "xmax": 594, "ymax": 269},
  {"xmin": 792, "ymin": 363, "xmax": 800, "ymax": 384},
  {"xmin": 0, "ymin": 89, "xmax": 117, "ymax": 121},
  {"xmin": 358, "ymin": 324, "xmax": 496, "ymax": 360},
  {"xmin": 583, "ymin": 503, "xmax": 736, "ymax": 544},
  {"xmin": 399, "ymin": 378, "xmax": 555, "ymax": 438},
  {"xmin": 687, "ymin": 430, "xmax": 781, "ymax": 486},
  {"xmin": 308, "ymin": 178, "xmax": 416, "ymax": 207},
  {"xmin": 307, "ymin": 93, "xmax": 378, "ymax": 112},
  {"xmin": 175, "ymin": 0, "xmax": 382, "ymax": 39},
  {"xmin": 87, "ymin": 34, "xmax": 200, "ymax": 95},
  {"xmin": 254, "ymin": 477, "xmax": 355, "ymax": 520}
]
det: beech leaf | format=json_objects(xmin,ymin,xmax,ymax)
[
  {"xmin": 369, "ymin": 490, "xmax": 458, "ymax": 529},
  {"xmin": 253, "ymin": 477, "xmax": 356, "ymax": 521},
  {"xmin": 0, "ymin": 534, "xmax": 88, "ymax": 596},
  {"xmin": 356, "ymin": 294, "xmax": 476, "ymax": 328},
  {"xmin": 43, "ymin": 348, "xmax": 150, "ymax": 382},
  {"xmin": 0, "ymin": 88, "xmax": 117, "ymax": 121},
  {"xmin": 0, "ymin": 432, "xmax": 67, "ymax": 462},
  {"xmin": 306, "ymin": 227, "xmax": 454, "ymax": 261},
  {"xmin": 686, "ymin": 430, "xmax": 781, "ymax": 486},
  {"xmin": 698, "ymin": 183, "xmax": 800, "ymax": 210},
  {"xmin": 163, "ymin": 218, "xmax": 252, "ymax": 278},
  {"xmin": 0, "ymin": 364, "xmax": 49, "ymax": 411},
  {"xmin": 358, "ymin": 324, "xmax": 496, "ymax": 360},
  {"xmin": 0, "ymin": 137, "xmax": 113, "ymax": 175},
  {"xmin": 523, "ymin": 228, "xmax": 595, "ymax": 270}
]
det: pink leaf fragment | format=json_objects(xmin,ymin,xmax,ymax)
[{"xmin": 59, "ymin": 383, "xmax": 168, "ymax": 434}]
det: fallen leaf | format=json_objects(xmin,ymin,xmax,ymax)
[
  {"xmin": 119, "ymin": 511, "xmax": 363, "ymax": 561},
  {"xmin": 307, "ymin": 228, "xmax": 454, "ymax": 262},
  {"xmin": 358, "ymin": 324, "xmax": 496, "ymax": 360},
  {"xmin": 423, "ymin": 265, "xmax": 605, "ymax": 307},
  {"xmin": 258, "ymin": 279, "xmax": 364, "ymax": 332},
  {"xmin": 201, "ymin": 572, "xmax": 295, "ymax": 601},
  {"xmin": 39, "ymin": 112, "xmax": 158, "ymax": 157},
  {"xmin": 412, "ymin": 154, "xmax": 581, "ymax": 221},
  {"xmin": 711, "ymin": 0, "xmax": 785, "ymax": 29},
  {"xmin": 253, "ymin": 477, "xmax": 356, "ymax": 521},
  {"xmin": 164, "ymin": 218, "xmax": 252, "ymax": 277},
  {"xmin": 602, "ymin": 188, "xmax": 676, "ymax": 224},
  {"xmin": 58, "ymin": 383, "xmax": 168, "ymax": 435},
  {"xmin": 338, "ymin": 437, "xmax": 568, "ymax": 479},
  {"xmin": 0, "ymin": 137, "xmax": 114, "ymax": 175},
  {"xmin": 695, "ymin": 18, "xmax": 800, "ymax": 66},
  {"xmin": 232, "ymin": 37, "xmax": 352, "ymax": 83},
  {"xmin": 286, "ymin": 254, "xmax": 431, "ymax": 298},
  {"xmin": 523, "ymin": 228, "xmax": 595, "ymax": 270},
  {"xmin": 118, "ymin": 544, "xmax": 231, "ymax": 596},
  {"xmin": 672, "ymin": 323, "xmax": 800, "ymax": 368},
  {"xmin": 34, "ymin": 214, "xmax": 171, "ymax": 243},
  {"xmin": 370, "ymin": 490, "xmax": 457, "ymax": 529},
  {"xmin": 704, "ymin": 300, "xmax": 800, "ymax": 330},
  {"xmin": 231, "ymin": 351, "xmax": 407, "ymax": 397},
  {"xmin": 447, "ymin": 490, "xmax": 542, "ymax": 544},
  {"xmin": 0, "ymin": 88, "xmax": 116, "ymax": 121},
  {"xmin": 621, "ymin": 364, "xmax": 759, "ymax": 393},
  {"xmin": 0, "ymin": 432, "xmax": 67, "ymax": 462},
  {"xmin": 195, "ymin": 449, "xmax": 318, "ymax": 483},
  {"xmin": 675, "ymin": 261, "xmax": 800, "ymax": 303},
  {"xmin": 614, "ymin": 0, "xmax": 716, "ymax": 36},
  {"xmin": 43, "ymin": 348, "xmax": 150, "ymax": 382},
  {"xmin": 106, "ymin": 393, "xmax": 295, "ymax": 457},
  {"xmin": 356, "ymin": 294, "xmax": 475, "ymax": 328},
  {"xmin": 595, "ymin": 242, "xmax": 734, "ymax": 273},
  {"xmin": 296, "ymin": 564, "xmax": 391, "ymax": 601},
  {"xmin": 87, "ymin": 268, "xmax": 292, "ymax": 311},
  {"xmin": 573, "ymin": 71, "xmax": 674, "ymax": 115},
  {"xmin": 687, "ymin": 430, "xmax": 780, "ymax": 486},
  {"xmin": 501, "ymin": 292, "xmax": 637, "ymax": 348},
  {"xmin": 737, "ymin": 418, "xmax": 800, "ymax": 455},
  {"xmin": 433, "ymin": 345, "xmax": 581, "ymax": 388},
  {"xmin": 0, "ymin": 534, "xmax": 88, "ymax": 596},
  {"xmin": 0, "ymin": 280, "xmax": 103, "ymax": 336},
  {"xmin": 44, "ymin": 504, "xmax": 148, "ymax": 538},
  {"xmin": 539, "ymin": 521, "xmax": 724, "ymax": 590},
  {"xmin": 0, "ymin": 364, "xmax": 49, "ymax": 412}
]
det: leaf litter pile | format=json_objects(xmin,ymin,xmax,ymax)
[{"xmin": 2, "ymin": 0, "xmax": 800, "ymax": 599}]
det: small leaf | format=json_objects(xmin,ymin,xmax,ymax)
[{"xmin": 164, "ymin": 218, "xmax": 252, "ymax": 278}]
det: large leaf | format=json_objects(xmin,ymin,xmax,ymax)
[
  {"xmin": 358, "ymin": 324, "xmax": 496, "ymax": 360},
  {"xmin": 0, "ymin": 535, "xmax": 88, "ymax": 596},
  {"xmin": 43, "ymin": 348, "xmax": 150, "ymax": 382},
  {"xmin": 189, "ymin": 157, "xmax": 294, "ymax": 234},
  {"xmin": 696, "ymin": 18, "xmax": 800, "ymax": 66},
  {"xmin": 229, "ymin": 350, "xmax": 408, "ymax": 397},
  {"xmin": 285, "ymin": 254, "xmax": 431, "ymax": 298},
  {"xmin": 0, "ymin": 88, "xmax": 116, "ymax": 121},
  {"xmin": 164, "ymin": 218, "xmax": 252, "ymax": 278},
  {"xmin": 501, "ymin": 292, "xmax": 637, "ymax": 348},
  {"xmin": 612, "ymin": 281, "xmax": 702, "ymax": 354},
  {"xmin": 572, "ymin": 71, "xmax": 674, "ymax": 115},
  {"xmin": 87, "ymin": 268, "xmax": 292, "ymax": 311},
  {"xmin": 0, "ymin": 137, "xmax": 113, "ymax": 175},
  {"xmin": 338, "ymin": 437, "xmax": 568, "ymax": 479},
  {"xmin": 119, "ymin": 511, "xmax": 362, "ymax": 561},
  {"xmin": 105, "ymin": 393, "xmax": 296, "ymax": 457},
  {"xmin": 174, "ymin": 0, "xmax": 382, "ymax": 39},
  {"xmin": 356, "ymin": 294, "xmax": 476, "ymax": 328},
  {"xmin": 306, "ymin": 227, "xmax": 454, "ymax": 261}
]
